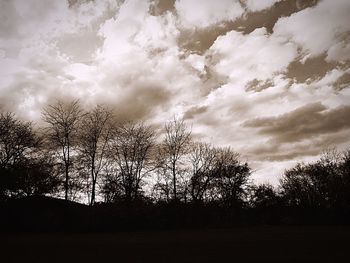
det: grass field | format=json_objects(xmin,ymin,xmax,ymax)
[{"xmin": 1, "ymin": 226, "xmax": 349, "ymax": 262}]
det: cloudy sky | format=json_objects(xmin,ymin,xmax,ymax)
[{"xmin": 1, "ymin": 0, "xmax": 349, "ymax": 184}]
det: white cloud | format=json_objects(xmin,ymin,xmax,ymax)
[
  {"xmin": 175, "ymin": 0, "xmax": 244, "ymax": 28},
  {"xmin": 209, "ymin": 27, "xmax": 297, "ymax": 83},
  {"xmin": 0, "ymin": 0, "xmax": 120, "ymax": 118},
  {"xmin": 244, "ymin": 0, "xmax": 281, "ymax": 12},
  {"xmin": 0, "ymin": 0, "xmax": 349, "ymax": 185},
  {"xmin": 74, "ymin": 0, "xmax": 205, "ymax": 122},
  {"xmin": 274, "ymin": 0, "xmax": 350, "ymax": 62},
  {"xmin": 185, "ymin": 54, "xmax": 206, "ymax": 73},
  {"xmin": 327, "ymin": 40, "xmax": 350, "ymax": 62}
]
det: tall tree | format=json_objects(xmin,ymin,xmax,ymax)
[
  {"xmin": 213, "ymin": 147, "xmax": 251, "ymax": 207},
  {"xmin": 161, "ymin": 118, "xmax": 191, "ymax": 201},
  {"xmin": 152, "ymin": 155, "xmax": 172, "ymax": 202},
  {"xmin": 79, "ymin": 106, "xmax": 113, "ymax": 206},
  {"xmin": 189, "ymin": 142, "xmax": 217, "ymax": 203},
  {"xmin": 42, "ymin": 100, "xmax": 82, "ymax": 201},
  {"xmin": 110, "ymin": 122, "xmax": 155, "ymax": 202}
]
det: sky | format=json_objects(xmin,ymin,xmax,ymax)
[{"xmin": 0, "ymin": 0, "xmax": 349, "ymax": 184}]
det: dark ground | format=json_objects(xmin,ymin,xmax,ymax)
[{"xmin": 1, "ymin": 226, "xmax": 349, "ymax": 263}]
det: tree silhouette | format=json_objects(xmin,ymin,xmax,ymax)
[
  {"xmin": 78, "ymin": 106, "xmax": 114, "ymax": 206},
  {"xmin": 0, "ymin": 112, "xmax": 58, "ymax": 199},
  {"xmin": 2, "ymin": 104, "xmax": 350, "ymax": 229},
  {"xmin": 189, "ymin": 142, "xmax": 217, "ymax": 203},
  {"xmin": 161, "ymin": 118, "xmax": 191, "ymax": 201},
  {"xmin": 280, "ymin": 149, "xmax": 350, "ymax": 210},
  {"xmin": 42, "ymin": 100, "xmax": 83, "ymax": 201},
  {"xmin": 3, "ymin": 155, "xmax": 60, "ymax": 198},
  {"xmin": 109, "ymin": 122, "xmax": 156, "ymax": 202},
  {"xmin": 0, "ymin": 112, "xmax": 38, "ymax": 169},
  {"xmin": 212, "ymin": 147, "xmax": 251, "ymax": 207},
  {"xmin": 152, "ymin": 161, "xmax": 172, "ymax": 202},
  {"xmin": 101, "ymin": 169, "xmax": 124, "ymax": 203},
  {"xmin": 250, "ymin": 183, "xmax": 279, "ymax": 209}
]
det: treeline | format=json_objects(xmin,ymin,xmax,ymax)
[
  {"xmin": 0, "ymin": 100, "xmax": 251, "ymax": 206},
  {"xmin": 1, "ymin": 100, "xmax": 350, "ymax": 226}
]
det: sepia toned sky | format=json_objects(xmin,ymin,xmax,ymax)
[{"xmin": 1, "ymin": 0, "xmax": 349, "ymax": 184}]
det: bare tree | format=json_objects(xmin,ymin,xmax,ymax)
[
  {"xmin": 42, "ymin": 100, "xmax": 83, "ymax": 201},
  {"xmin": 78, "ymin": 106, "xmax": 114, "ymax": 206},
  {"xmin": 161, "ymin": 118, "xmax": 191, "ymax": 201},
  {"xmin": 0, "ymin": 112, "xmax": 39, "ymax": 169},
  {"xmin": 152, "ymin": 153, "xmax": 172, "ymax": 202},
  {"xmin": 110, "ymin": 122, "xmax": 155, "ymax": 202},
  {"xmin": 189, "ymin": 142, "xmax": 217, "ymax": 203},
  {"xmin": 101, "ymin": 169, "xmax": 123, "ymax": 203}
]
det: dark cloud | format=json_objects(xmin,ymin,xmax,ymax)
[
  {"xmin": 248, "ymin": 130, "xmax": 350, "ymax": 161},
  {"xmin": 67, "ymin": 0, "xmax": 80, "ymax": 8},
  {"xmin": 67, "ymin": 0, "xmax": 95, "ymax": 8},
  {"xmin": 245, "ymin": 79, "xmax": 273, "ymax": 92},
  {"xmin": 112, "ymin": 84, "xmax": 172, "ymax": 122},
  {"xmin": 285, "ymin": 54, "xmax": 338, "ymax": 83},
  {"xmin": 333, "ymin": 72, "xmax": 350, "ymax": 91},
  {"xmin": 177, "ymin": 22, "xmax": 245, "ymax": 55},
  {"xmin": 0, "ymin": 1, "xmax": 19, "ymax": 38},
  {"xmin": 184, "ymin": 105, "xmax": 208, "ymax": 119},
  {"xmin": 249, "ymin": 143, "xmax": 317, "ymax": 162},
  {"xmin": 198, "ymin": 65, "xmax": 228, "ymax": 95},
  {"xmin": 149, "ymin": 0, "xmax": 176, "ymax": 16},
  {"xmin": 244, "ymin": 102, "xmax": 350, "ymax": 143}
]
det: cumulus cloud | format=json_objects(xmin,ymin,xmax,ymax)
[
  {"xmin": 209, "ymin": 27, "xmax": 297, "ymax": 83},
  {"xmin": 175, "ymin": 0, "xmax": 244, "ymax": 28},
  {"xmin": 244, "ymin": 0, "xmax": 282, "ymax": 12},
  {"xmin": 0, "ymin": 0, "xmax": 349, "ymax": 184},
  {"xmin": 274, "ymin": 0, "xmax": 350, "ymax": 62}
]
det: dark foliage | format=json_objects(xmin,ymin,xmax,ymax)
[
  {"xmin": 280, "ymin": 150, "xmax": 350, "ymax": 210},
  {"xmin": 0, "ymin": 112, "xmax": 59, "ymax": 200},
  {"xmin": 0, "ymin": 157, "xmax": 60, "ymax": 200}
]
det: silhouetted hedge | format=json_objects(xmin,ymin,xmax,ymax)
[{"xmin": 1, "ymin": 196, "xmax": 349, "ymax": 233}]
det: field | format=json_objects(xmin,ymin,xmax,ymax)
[{"xmin": 1, "ymin": 226, "xmax": 349, "ymax": 262}]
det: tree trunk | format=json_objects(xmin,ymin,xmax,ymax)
[
  {"xmin": 65, "ymin": 140, "xmax": 70, "ymax": 201},
  {"xmin": 90, "ymin": 179, "xmax": 96, "ymax": 206},
  {"xmin": 172, "ymin": 161, "xmax": 177, "ymax": 201},
  {"xmin": 65, "ymin": 162, "xmax": 69, "ymax": 201},
  {"xmin": 90, "ymin": 157, "xmax": 96, "ymax": 206}
]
